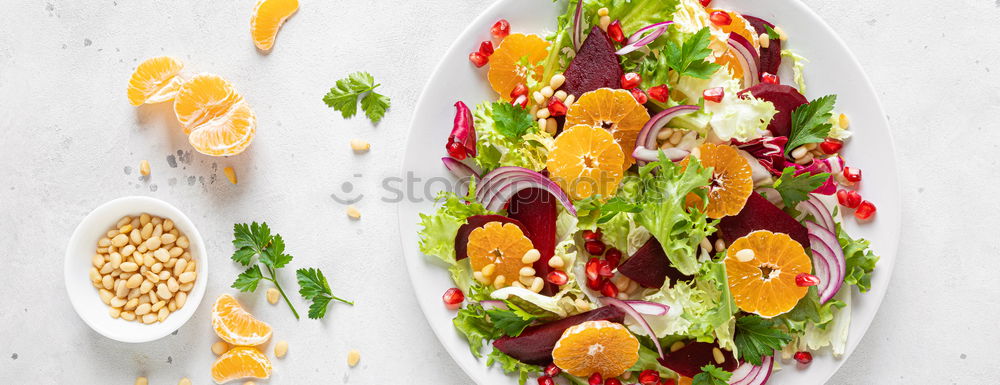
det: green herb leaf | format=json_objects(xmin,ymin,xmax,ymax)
[
  {"xmin": 691, "ymin": 364, "xmax": 732, "ymax": 385},
  {"xmin": 785, "ymin": 95, "xmax": 837, "ymax": 156},
  {"xmin": 230, "ymin": 222, "xmax": 301, "ymax": 319},
  {"xmin": 296, "ymin": 267, "xmax": 353, "ymax": 319},
  {"xmin": 734, "ymin": 315, "xmax": 793, "ymax": 365},
  {"xmin": 323, "ymin": 72, "xmax": 391, "ymax": 123},
  {"xmin": 486, "ymin": 309, "xmax": 537, "ymax": 337},
  {"xmin": 232, "ymin": 265, "xmax": 263, "ymax": 292},
  {"xmin": 491, "ymin": 102, "xmax": 535, "ymax": 139},
  {"xmin": 232, "ymin": 222, "xmax": 270, "ymax": 265},
  {"xmin": 764, "ymin": 24, "xmax": 780, "ymax": 39},
  {"xmin": 260, "ymin": 234, "xmax": 293, "ymax": 269},
  {"xmin": 771, "ymin": 167, "xmax": 830, "ymax": 208},
  {"xmin": 663, "ymin": 27, "xmax": 722, "ymax": 79}
]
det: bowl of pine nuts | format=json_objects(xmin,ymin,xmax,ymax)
[{"xmin": 64, "ymin": 196, "xmax": 208, "ymax": 343}]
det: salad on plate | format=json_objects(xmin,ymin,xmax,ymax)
[{"xmin": 418, "ymin": 0, "xmax": 880, "ymax": 384}]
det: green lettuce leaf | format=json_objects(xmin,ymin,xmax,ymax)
[
  {"xmin": 837, "ymin": 222, "xmax": 880, "ymax": 292},
  {"xmin": 417, "ymin": 186, "xmax": 490, "ymax": 266},
  {"xmin": 472, "ymin": 102, "xmax": 552, "ymax": 173},
  {"xmin": 486, "ymin": 349, "xmax": 541, "ymax": 385}
]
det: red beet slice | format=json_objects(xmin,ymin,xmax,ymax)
[
  {"xmin": 492, "ymin": 305, "xmax": 626, "ymax": 365},
  {"xmin": 454, "ymin": 215, "xmax": 528, "ymax": 261},
  {"xmin": 561, "ymin": 27, "xmax": 623, "ymax": 98},
  {"xmin": 617, "ymin": 237, "xmax": 692, "ymax": 289},
  {"xmin": 742, "ymin": 15, "xmax": 782, "ymax": 79},
  {"xmin": 658, "ymin": 341, "xmax": 739, "ymax": 378},
  {"xmin": 739, "ymin": 84, "xmax": 807, "ymax": 138},
  {"xmin": 718, "ymin": 192, "xmax": 809, "ymax": 249},
  {"xmin": 507, "ymin": 188, "xmax": 558, "ymax": 295}
]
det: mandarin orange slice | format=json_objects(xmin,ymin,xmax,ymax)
[
  {"xmin": 173, "ymin": 74, "xmax": 257, "ymax": 156},
  {"xmin": 565, "ymin": 88, "xmax": 650, "ymax": 169},
  {"xmin": 210, "ymin": 346, "xmax": 272, "ymax": 384},
  {"xmin": 725, "ymin": 230, "xmax": 812, "ymax": 317},
  {"xmin": 684, "ymin": 143, "xmax": 753, "ymax": 218},
  {"xmin": 466, "ymin": 222, "xmax": 534, "ymax": 289},
  {"xmin": 127, "ymin": 56, "xmax": 184, "ymax": 106},
  {"xmin": 211, "ymin": 294, "xmax": 273, "ymax": 346},
  {"xmin": 546, "ymin": 124, "xmax": 625, "ymax": 201},
  {"xmin": 250, "ymin": 0, "xmax": 299, "ymax": 51},
  {"xmin": 708, "ymin": 9, "xmax": 760, "ymax": 83},
  {"xmin": 487, "ymin": 33, "xmax": 550, "ymax": 100},
  {"xmin": 552, "ymin": 320, "xmax": 639, "ymax": 378}
]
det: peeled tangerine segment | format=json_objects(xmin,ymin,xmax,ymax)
[
  {"xmin": 725, "ymin": 230, "xmax": 812, "ymax": 317},
  {"xmin": 173, "ymin": 74, "xmax": 257, "ymax": 156},
  {"xmin": 127, "ymin": 56, "xmax": 184, "ymax": 106},
  {"xmin": 551, "ymin": 320, "xmax": 639, "ymax": 378},
  {"xmin": 211, "ymin": 346, "xmax": 272, "ymax": 384},
  {"xmin": 251, "ymin": 0, "xmax": 299, "ymax": 50},
  {"xmin": 466, "ymin": 221, "xmax": 534, "ymax": 288},
  {"xmin": 487, "ymin": 33, "xmax": 550, "ymax": 100},
  {"xmin": 546, "ymin": 124, "xmax": 625, "ymax": 201},
  {"xmin": 565, "ymin": 88, "xmax": 649, "ymax": 169},
  {"xmin": 211, "ymin": 294, "xmax": 273, "ymax": 346}
]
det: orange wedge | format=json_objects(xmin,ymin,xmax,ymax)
[
  {"xmin": 725, "ymin": 230, "xmax": 812, "ymax": 317},
  {"xmin": 250, "ymin": 0, "xmax": 299, "ymax": 51},
  {"xmin": 487, "ymin": 33, "xmax": 550, "ymax": 100},
  {"xmin": 466, "ymin": 222, "xmax": 534, "ymax": 288},
  {"xmin": 211, "ymin": 294, "xmax": 272, "ymax": 346},
  {"xmin": 683, "ymin": 143, "xmax": 753, "ymax": 218},
  {"xmin": 211, "ymin": 347, "xmax": 272, "ymax": 384},
  {"xmin": 552, "ymin": 320, "xmax": 639, "ymax": 378},
  {"xmin": 565, "ymin": 88, "xmax": 650, "ymax": 169},
  {"xmin": 127, "ymin": 56, "xmax": 184, "ymax": 106},
  {"xmin": 173, "ymin": 74, "xmax": 257, "ymax": 156},
  {"xmin": 546, "ymin": 124, "xmax": 625, "ymax": 201}
]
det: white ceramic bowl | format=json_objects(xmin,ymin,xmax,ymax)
[{"xmin": 64, "ymin": 196, "xmax": 209, "ymax": 343}]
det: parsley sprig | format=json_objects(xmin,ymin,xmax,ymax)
[
  {"xmin": 663, "ymin": 27, "xmax": 722, "ymax": 79},
  {"xmin": 785, "ymin": 95, "xmax": 837, "ymax": 156},
  {"xmin": 296, "ymin": 267, "xmax": 353, "ymax": 319},
  {"xmin": 734, "ymin": 315, "xmax": 792, "ymax": 365},
  {"xmin": 691, "ymin": 364, "xmax": 732, "ymax": 385},
  {"xmin": 323, "ymin": 72, "xmax": 391, "ymax": 123},
  {"xmin": 771, "ymin": 166, "xmax": 830, "ymax": 208}
]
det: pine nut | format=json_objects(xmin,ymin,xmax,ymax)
[
  {"xmin": 774, "ymin": 26, "xmax": 787, "ymax": 40},
  {"xmin": 529, "ymin": 277, "xmax": 544, "ymax": 293},
  {"xmin": 135, "ymin": 303, "xmax": 151, "ymax": 315},
  {"xmin": 795, "ymin": 153, "xmax": 814, "ymax": 165},
  {"xmin": 110, "ymin": 297, "xmax": 127, "ymax": 308},
  {"xmin": 157, "ymin": 283, "xmax": 173, "ymax": 300},
  {"xmin": 163, "ymin": 219, "xmax": 173, "ymax": 232},
  {"xmin": 735, "ymin": 249, "xmax": 755, "ymax": 262},
  {"xmin": 532, "ymin": 91, "xmax": 545, "ymax": 105},
  {"xmin": 120, "ymin": 262, "xmax": 139, "ymax": 272},
  {"xmin": 153, "ymin": 248, "xmax": 170, "ymax": 263},
  {"xmin": 128, "ymin": 288, "xmax": 141, "ymax": 300},
  {"xmin": 140, "ymin": 214, "xmax": 151, "ymax": 226},
  {"xmin": 554, "ymin": 90, "xmax": 567, "ymax": 102},
  {"xmin": 117, "ymin": 216, "xmax": 132, "ymax": 228},
  {"xmin": 144, "ymin": 271, "xmax": 160, "ymax": 284},
  {"xmin": 540, "ymin": 86, "xmax": 554, "ymax": 98},
  {"xmin": 112, "ymin": 234, "xmax": 129, "ymax": 247},
  {"xmin": 101, "ymin": 275, "xmax": 114, "ymax": 290},
  {"xmin": 135, "ymin": 377, "xmax": 149, "ymax": 385},
  {"xmin": 157, "ymin": 307, "xmax": 169, "ymax": 322},
  {"xmin": 536, "ymin": 108, "xmax": 550, "ymax": 119},
  {"xmin": 346, "ymin": 205, "xmax": 361, "ymax": 219},
  {"xmin": 481, "ymin": 263, "xmax": 496, "ymax": 277},
  {"xmin": 161, "ymin": 233, "xmax": 177, "ymax": 245},
  {"xmin": 89, "ymin": 267, "xmax": 101, "ymax": 282},
  {"xmin": 473, "ymin": 271, "xmax": 489, "ymax": 285},
  {"xmin": 600, "ymin": 15, "xmax": 611, "ymax": 30},
  {"xmin": 564, "ymin": 94, "xmax": 575, "ymax": 107},
  {"xmin": 140, "ymin": 223, "xmax": 153, "ymax": 239},
  {"xmin": 152, "ymin": 223, "xmax": 163, "ymax": 238},
  {"xmin": 139, "ymin": 280, "xmax": 154, "ymax": 294},
  {"xmin": 212, "ymin": 341, "xmax": 230, "ymax": 355},
  {"xmin": 512, "ymin": 281, "xmax": 525, "ymax": 289},
  {"xmin": 715, "ymin": 239, "xmax": 725, "ymax": 251},
  {"xmin": 493, "ymin": 275, "xmax": 506, "ymax": 289},
  {"xmin": 185, "ymin": 260, "xmax": 196, "ymax": 273},
  {"xmin": 790, "ymin": 146, "xmax": 808, "ymax": 159},
  {"xmin": 146, "ymin": 237, "xmax": 162, "ymax": 251},
  {"xmin": 124, "ymin": 298, "xmax": 139, "ymax": 310},
  {"xmin": 168, "ymin": 300, "xmax": 177, "ymax": 312},
  {"xmin": 550, "ymin": 74, "xmax": 566, "ymax": 90},
  {"xmin": 519, "ymin": 275, "xmax": 534, "ymax": 286},
  {"xmin": 139, "ymin": 295, "xmax": 150, "ymax": 305},
  {"xmin": 759, "ymin": 33, "xmax": 770, "ymax": 48},
  {"xmin": 173, "ymin": 259, "xmax": 188, "ymax": 276},
  {"xmin": 121, "ymin": 311, "xmax": 136, "ymax": 321},
  {"xmin": 266, "ymin": 288, "xmax": 280, "ymax": 304},
  {"xmin": 597, "ymin": 7, "xmax": 609, "ymax": 16},
  {"xmin": 179, "ymin": 272, "xmax": 197, "ymax": 283},
  {"xmin": 712, "ymin": 347, "xmax": 725, "ymax": 364},
  {"xmin": 521, "ymin": 249, "xmax": 541, "ymax": 264},
  {"xmin": 274, "ymin": 340, "xmax": 289, "ymax": 358},
  {"xmin": 175, "ymin": 291, "xmax": 187, "ymax": 308},
  {"xmin": 347, "ymin": 349, "xmax": 361, "ymax": 367},
  {"xmin": 121, "ymin": 244, "xmax": 136, "ymax": 256},
  {"xmin": 139, "ymin": 160, "xmax": 151, "ymax": 176},
  {"xmin": 158, "ymin": 270, "xmax": 170, "ymax": 281},
  {"xmin": 167, "ymin": 277, "xmax": 179, "ymax": 292},
  {"xmin": 669, "ymin": 131, "xmax": 683, "ymax": 145},
  {"xmin": 109, "ymin": 307, "xmax": 121, "ymax": 319},
  {"xmin": 149, "ymin": 291, "xmax": 159, "ymax": 303},
  {"xmin": 176, "ymin": 236, "xmax": 189, "ymax": 249},
  {"xmin": 151, "ymin": 216, "xmax": 162, "ymax": 225},
  {"xmin": 179, "ymin": 378, "xmax": 192, "ymax": 385},
  {"xmin": 547, "ymin": 256, "xmax": 564, "ymax": 268},
  {"xmin": 119, "ymin": 224, "xmax": 133, "ymax": 234},
  {"xmin": 142, "ymin": 313, "xmax": 156, "ymax": 324},
  {"xmin": 107, "ymin": 230, "xmax": 119, "ymax": 238},
  {"xmin": 670, "ymin": 341, "xmax": 685, "ymax": 352},
  {"xmin": 98, "ymin": 238, "xmax": 111, "ymax": 247},
  {"xmin": 700, "ymin": 237, "xmax": 713, "ymax": 252},
  {"xmin": 545, "ymin": 118, "xmax": 557, "ymax": 135},
  {"xmin": 350, "ymin": 139, "xmax": 371, "ymax": 152},
  {"xmin": 519, "ymin": 266, "xmax": 536, "ymax": 277}
]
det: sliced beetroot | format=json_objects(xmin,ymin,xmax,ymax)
[
  {"xmin": 617, "ymin": 237, "xmax": 691, "ymax": 288},
  {"xmin": 492, "ymin": 305, "xmax": 626, "ymax": 365},
  {"xmin": 506, "ymin": 188, "xmax": 558, "ymax": 295},
  {"xmin": 718, "ymin": 192, "xmax": 810, "ymax": 249},
  {"xmin": 658, "ymin": 341, "xmax": 739, "ymax": 378},
  {"xmin": 561, "ymin": 27, "xmax": 623, "ymax": 98},
  {"xmin": 738, "ymin": 84, "xmax": 807, "ymax": 138},
  {"xmin": 454, "ymin": 215, "xmax": 528, "ymax": 261},
  {"xmin": 742, "ymin": 15, "xmax": 782, "ymax": 79}
]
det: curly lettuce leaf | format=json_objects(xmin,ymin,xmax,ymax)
[
  {"xmin": 486, "ymin": 349, "xmax": 541, "ymax": 385},
  {"xmin": 473, "ymin": 102, "xmax": 552, "ymax": 172},
  {"xmin": 417, "ymin": 187, "xmax": 490, "ymax": 266},
  {"xmin": 837, "ymin": 222, "xmax": 880, "ymax": 292},
  {"xmin": 780, "ymin": 49, "xmax": 809, "ymax": 92},
  {"xmin": 640, "ymin": 261, "xmax": 735, "ymax": 343},
  {"xmin": 453, "ymin": 302, "xmax": 498, "ymax": 358},
  {"xmin": 702, "ymin": 73, "xmax": 776, "ymax": 142}
]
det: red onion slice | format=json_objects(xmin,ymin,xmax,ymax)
[
  {"xmin": 796, "ymin": 194, "xmax": 835, "ymax": 233},
  {"xmin": 600, "ymin": 297, "xmax": 665, "ymax": 358},
  {"xmin": 441, "ymin": 157, "xmax": 480, "ymax": 180},
  {"xmin": 728, "ymin": 353, "xmax": 774, "ymax": 385},
  {"xmin": 633, "ymin": 105, "xmax": 700, "ymax": 165},
  {"xmin": 621, "ymin": 300, "xmax": 670, "ymax": 316},
  {"xmin": 615, "ymin": 21, "xmax": 673, "ymax": 55},
  {"xmin": 476, "ymin": 167, "xmax": 576, "ymax": 215},
  {"xmin": 805, "ymin": 221, "xmax": 846, "ymax": 303},
  {"xmin": 727, "ymin": 32, "xmax": 760, "ymax": 88},
  {"xmin": 571, "ymin": 0, "xmax": 584, "ymax": 50}
]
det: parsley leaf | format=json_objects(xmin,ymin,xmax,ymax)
[
  {"xmin": 260, "ymin": 234, "xmax": 293, "ymax": 269},
  {"xmin": 232, "ymin": 265, "xmax": 263, "ymax": 292},
  {"xmin": 323, "ymin": 72, "xmax": 391, "ymax": 123},
  {"xmin": 486, "ymin": 308, "xmax": 537, "ymax": 337},
  {"xmin": 491, "ymin": 102, "xmax": 535, "ymax": 139},
  {"xmin": 734, "ymin": 315, "xmax": 793, "ymax": 365},
  {"xmin": 772, "ymin": 167, "xmax": 830, "ymax": 208},
  {"xmin": 663, "ymin": 27, "xmax": 722, "ymax": 79},
  {"xmin": 296, "ymin": 268, "xmax": 354, "ymax": 319},
  {"xmin": 691, "ymin": 364, "xmax": 732, "ymax": 385},
  {"xmin": 763, "ymin": 24, "xmax": 780, "ymax": 39},
  {"xmin": 785, "ymin": 95, "xmax": 837, "ymax": 156}
]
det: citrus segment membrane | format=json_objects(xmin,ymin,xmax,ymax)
[
  {"xmin": 725, "ymin": 230, "xmax": 812, "ymax": 317},
  {"xmin": 551, "ymin": 320, "xmax": 639, "ymax": 378},
  {"xmin": 487, "ymin": 33, "xmax": 550, "ymax": 100},
  {"xmin": 565, "ymin": 88, "xmax": 650, "ymax": 169},
  {"xmin": 210, "ymin": 346, "xmax": 272, "ymax": 384},
  {"xmin": 546, "ymin": 124, "xmax": 625, "ymax": 201},
  {"xmin": 173, "ymin": 74, "xmax": 257, "ymax": 156},
  {"xmin": 211, "ymin": 294, "xmax": 273, "ymax": 346},
  {"xmin": 250, "ymin": 0, "xmax": 299, "ymax": 51},
  {"xmin": 465, "ymin": 221, "xmax": 535, "ymax": 288},
  {"xmin": 127, "ymin": 56, "xmax": 184, "ymax": 106}
]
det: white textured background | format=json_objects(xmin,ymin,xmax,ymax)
[{"xmin": 0, "ymin": 0, "xmax": 996, "ymax": 384}]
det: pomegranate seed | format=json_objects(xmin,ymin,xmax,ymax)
[
  {"xmin": 648, "ymin": 84, "xmax": 669, "ymax": 102},
  {"xmin": 820, "ymin": 138, "xmax": 843, "ymax": 154},
  {"xmin": 598, "ymin": 260, "xmax": 614, "ymax": 278},
  {"xmin": 587, "ymin": 275, "xmax": 604, "ymax": 290},
  {"xmin": 585, "ymin": 258, "xmax": 601, "ymax": 280},
  {"xmin": 604, "ymin": 248, "xmax": 622, "ymax": 268},
  {"xmin": 761, "ymin": 72, "xmax": 779, "ymax": 84},
  {"xmin": 582, "ymin": 229, "xmax": 602, "ymax": 242},
  {"xmin": 607, "ymin": 20, "xmax": 625, "ymax": 43},
  {"xmin": 446, "ymin": 140, "xmax": 467, "ymax": 160},
  {"xmin": 479, "ymin": 41, "xmax": 495, "ymax": 56},
  {"xmin": 837, "ymin": 189, "xmax": 862, "ymax": 208},
  {"xmin": 548, "ymin": 98, "xmax": 568, "ymax": 117},
  {"xmin": 843, "ymin": 167, "xmax": 862, "ymax": 183},
  {"xmin": 630, "ymin": 88, "xmax": 648, "ymax": 104},
  {"xmin": 585, "ymin": 240, "xmax": 606, "ymax": 255},
  {"xmin": 621, "ymin": 72, "xmax": 642, "ymax": 89},
  {"xmin": 546, "ymin": 270, "xmax": 569, "ymax": 286},
  {"xmin": 544, "ymin": 363, "xmax": 561, "ymax": 377},
  {"xmin": 469, "ymin": 51, "xmax": 489, "ymax": 68},
  {"xmin": 795, "ymin": 273, "xmax": 820, "ymax": 287},
  {"xmin": 709, "ymin": 11, "xmax": 732, "ymax": 26},
  {"xmin": 510, "ymin": 83, "xmax": 529, "ymax": 99},
  {"xmin": 703, "ymin": 87, "xmax": 724, "ymax": 103},
  {"xmin": 793, "ymin": 351, "xmax": 813, "ymax": 365},
  {"xmin": 605, "ymin": 379, "xmax": 623, "ymax": 385},
  {"xmin": 855, "ymin": 200, "xmax": 877, "ymax": 220},
  {"xmin": 589, "ymin": 373, "xmax": 603, "ymax": 385},
  {"xmin": 699, "ymin": 0, "xmax": 712, "ymax": 5},
  {"xmin": 537, "ymin": 376, "xmax": 555, "ymax": 385},
  {"xmin": 638, "ymin": 369, "xmax": 660, "ymax": 385},
  {"xmin": 600, "ymin": 280, "xmax": 619, "ymax": 297},
  {"xmin": 442, "ymin": 288, "xmax": 464, "ymax": 309},
  {"xmin": 491, "ymin": 19, "xmax": 511, "ymax": 39},
  {"xmin": 511, "ymin": 94, "xmax": 528, "ymax": 108}
]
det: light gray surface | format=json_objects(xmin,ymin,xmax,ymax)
[{"xmin": 0, "ymin": 0, "xmax": 995, "ymax": 384}]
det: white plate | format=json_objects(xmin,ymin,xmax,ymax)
[{"xmin": 399, "ymin": 0, "xmax": 900, "ymax": 383}]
